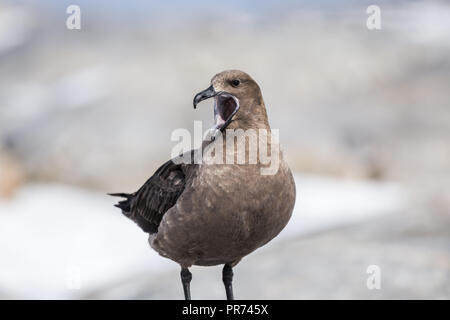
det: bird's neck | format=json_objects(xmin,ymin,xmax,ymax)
[
  {"xmin": 227, "ymin": 101, "xmax": 270, "ymax": 131},
  {"xmin": 201, "ymin": 100, "xmax": 278, "ymax": 166}
]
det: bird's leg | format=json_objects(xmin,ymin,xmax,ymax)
[
  {"xmin": 180, "ymin": 268, "xmax": 192, "ymax": 300},
  {"xmin": 222, "ymin": 264, "xmax": 234, "ymax": 300}
]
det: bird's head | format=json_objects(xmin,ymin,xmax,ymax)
[{"xmin": 193, "ymin": 70, "xmax": 269, "ymax": 131}]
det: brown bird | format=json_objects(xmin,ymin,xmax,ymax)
[{"xmin": 109, "ymin": 70, "xmax": 296, "ymax": 300}]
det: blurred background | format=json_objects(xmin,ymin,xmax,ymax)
[{"xmin": 0, "ymin": 0, "xmax": 449, "ymax": 299}]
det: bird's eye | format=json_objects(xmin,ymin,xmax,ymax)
[{"xmin": 231, "ymin": 79, "xmax": 241, "ymax": 87}]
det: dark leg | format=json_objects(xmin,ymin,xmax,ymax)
[
  {"xmin": 180, "ymin": 268, "xmax": 192, "ymax": 300},
  {"xmin": 222, "ymin": 264, "xmax": 234, "ymax": 300}
]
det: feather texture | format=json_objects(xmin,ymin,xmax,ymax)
[{"xmin": 109, "ymin": 159, "xmax": 188, "ymax": 234}]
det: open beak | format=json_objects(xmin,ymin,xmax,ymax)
[{"xmin": 193, "ymin": 85, "xmax": 240, "ymax": 131}]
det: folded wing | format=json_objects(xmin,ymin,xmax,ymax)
[{"xmin": 109, "ymin": 158, "xmax": 188, "ymax": 234}]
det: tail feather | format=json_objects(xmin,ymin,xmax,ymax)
[
  {"xmin": 108, "ymin": 193, "xmax": 131, "ymax": 198},
  {"xmin": 108, "ymin": 192, "xmax": 132, "ymax": 213}
]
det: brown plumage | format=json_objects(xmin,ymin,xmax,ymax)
[{"xmin": 110, "ymin": 70, "xmax": 296, "ymax": 300}]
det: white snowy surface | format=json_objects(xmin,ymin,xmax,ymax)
[
  {"xmin": 0, "ymin": 174, "xmax": 407, "ymax": 299},
  {"xmin": 280, "ymin": 174, "xmax": 407, "ymax": 239}
]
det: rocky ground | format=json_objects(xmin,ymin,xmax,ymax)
[{"xmin": 83, "ymin": 204, "xmax": 450, "ymax": 299}]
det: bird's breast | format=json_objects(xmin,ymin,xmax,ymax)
[{"xmin": 151, "ymin": 155, "xmax": 296, "ymax": 267}]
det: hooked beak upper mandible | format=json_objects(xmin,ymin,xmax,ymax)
[{"xmin": 193, "ymin": 85, "xmax": 217, "ymax": 109}]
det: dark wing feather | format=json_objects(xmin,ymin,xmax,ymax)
[{"xmin": 109, "ymin": 159, "xmax": 187, "ymax": 234}]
